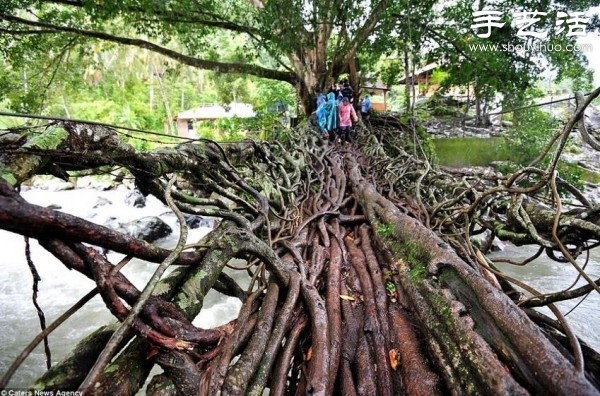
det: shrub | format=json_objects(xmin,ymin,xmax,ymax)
[{"xmin": 505, "ymin": 108, "xmax": 558, "ymax": 165}]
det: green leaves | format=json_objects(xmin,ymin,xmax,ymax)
[
  {"xmin": 506, "ymin": 107, "xmax": 558, "ymax": 165},
  {"xmin": 0, "ymin": 0, "xmax": 595, "ymax": 118}
]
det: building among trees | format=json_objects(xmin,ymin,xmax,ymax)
[{"xmin": 175, "ymin": 103, "xmax": 255, "ymax": 137}]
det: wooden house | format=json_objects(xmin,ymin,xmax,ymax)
[{"xmin": 360, "ymin": 82, "xmax": 389, "ymax": 112}]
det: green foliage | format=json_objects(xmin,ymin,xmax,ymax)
[
  {"xmin": 0, "ymin": 0, "xmax": 595, "ymax": 145},
  {"xmin": 556, "ymin": 161, "xmax": 584, "ymax": 190},
  {"xmin": 425, "ymin": 0, "xmax": 596, "ymax": 115},
  {"xmin": 502, "ymin": 107, "xmax": 585, "ymax": 189},
  {"xmin": 402, "ymin": 240, "xmax": 432, "ymax": 269},
  {"xmin": 215, "ymin": 118, "xmax": 248, "ymax": 142},
  {"xmin": 376, "ymin": 223, "xmax": 396, "ymax": 238},
  {"xmin": 24, "ymin": 127, "xmax": 68, "ymax": 149},
  {"xmin": 545, "ymin": 35, "xmax": 594, "ymax": 93},
  {"xmin": 377, "ymin": 58, "xmax": 404, "ymax": 89},
  {"xmin": 429, "ymin": 69, "xmax": 449, "ymax": 86},
  {"xmin": 377, "ymin": 221, "xmax": 432, "ymax": 277},
  {"xmin": 425, "ymin": 96, "xmax": 463, "ymax": 118},
  {"xmin": 129, "ymin": 138, "xmax": 152, "ymax": 152},
  {"xmin": 581, "ymin": 169, "xmax": 600, "ymax": 184},
  {"xmin": 190, "ymin": 109, "xmax": 287, "ymax": 142},
  {"xmin": 0, "ymin": 163, "xmax": 17, "ymax": 186},
  {"xmin": 252, "ymin": 79, "xmax": 296, "ymax": 114},
  {"xmin": 395, "ymin": 114, "xmax": 436, "ymax": 160},
  {"xmin": 385, "ymin": 281, "xmax": 396, "ymax": 293},
  {"xmin": 505, "ymin": 108, "xmax": 559, "ymax": 165},
  {"xmin": 409, "ymin": 263, "xmax": 427, "ymax": 282},
  {"xmin": 430, "ymin": 292, "xmax": 454, "ymax": 325}
]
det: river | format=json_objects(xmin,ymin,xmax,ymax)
[
  {"xmin": 0, "ymin": 188, "xmax": 598, "ymax": 388},
  {"xmin": 0, "ymin": 187, "xmax": 243, "ymax": 388},
  {"xmin": 491, "ymin": 244, "xmax": 600, "ymax": 352}
]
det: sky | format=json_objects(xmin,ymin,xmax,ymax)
[
  {"xmin": 577, "ymin": 24, "xmax": 600, "ymax": 87},
  {"xmin": 578, "ymin": 32, "xmax": 600, "ymax": 86},
  {"xmin": 577, "ymin": 5, "xmax": 600, "ymax": 86}
]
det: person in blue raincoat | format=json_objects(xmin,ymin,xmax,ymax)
[
  {"xmin": 315, "ymin": 92, "xmax": 339, "ymax": 140},
  {"xmin": 316, "ymin": 93, "xmax": 326, "ymax": 108},
  {"xmin": 360, "ymin": 94, "xmax": 372, "ymax": 120}
]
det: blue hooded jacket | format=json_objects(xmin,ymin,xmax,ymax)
[
  {"xmin": 361, "ymin": 95, "xmax": 371, "ymax": 113},
  {"xmin": 316, "ymin": 92, "xmax": 339, "ymax": 132},
  {"xmin": 316, "ymin": 93, "xmax": 326, "ymax": 108}
]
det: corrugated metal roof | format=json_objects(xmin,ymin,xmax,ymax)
[
  {"xmin": 398, "ymin": 62, "xmax": 439, "ymax": 84},
  {"xmin": 361, "ymin": 81, "xmax": 389, "ymax": 91},
  {"xmin": 177, "ymin": 103, "xmax": 255, "ymax": 120}
]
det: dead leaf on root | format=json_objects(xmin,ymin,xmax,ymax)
[
  {"xmin": 389, "ymin": 349, "xmax": 399, "ymax": 370},
  {"xmin": 306, "ymin": 346, "xmax": 313, "ymax": 361}
]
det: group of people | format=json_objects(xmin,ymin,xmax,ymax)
[{"xmin": 313, "ymin": 80, "xmax": 372, "ymax": 143}]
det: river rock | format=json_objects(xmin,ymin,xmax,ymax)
[
  {"xmin": 491, "ymin": 238, "xmax": 506, "ymax": 252},
  {"xmin": 471, "ymin": 230, "xmax": 506, "ymax": 252},
  {"xmin": 105, "ymin": 216, "xmax": 172, "ymax": 242},
  {"xmin": 93, "ymin": 197, "xmax": 112, "ymax": 208},
  {"xmin": 125, "ymin": 190, "xmax": 146, "ymax": 208},
  {"xmin": 75, "ymin": 176, "xmax": 115, "ymax": 190},
  {"xmin": 30, "ymin": 176, "xmax": 75, "ymax": 191},
  {"xmin": 584, "ymin": 183, "xmax": 600, "ymax": 205},
  {"xmin": 184, "ymin": 214, "xmax": 213, "ymax": 229}
]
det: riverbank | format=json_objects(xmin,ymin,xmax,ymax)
[{"xmin": 428, "ymin": 101, "xmax": 600, "ymax": 203}]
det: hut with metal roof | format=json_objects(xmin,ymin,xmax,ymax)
[{"xmin": 175, "ymin": 103, "xmax": 255, "ymax": 137}]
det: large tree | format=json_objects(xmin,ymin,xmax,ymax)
[
  {"xmin": 1, "ymin": 0, "xmax": 598, "ymax": 115},
  {"xmin": 0, "ymin": 0, "xmax": 398, "ymax": 112},
  {"xmin": 2, "ymin": 2, "xmax": 600, "ymax": 393}
]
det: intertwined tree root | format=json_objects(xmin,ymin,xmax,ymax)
[{"xmin": 1, "ymin": 113, "xmax": 599, "ymax": 395}]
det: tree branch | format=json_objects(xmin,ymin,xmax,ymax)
[
  {"xmin": 341, "ymin": 0, "xmax": 389, "ymax": 66},
  {"xmin": 0, "ymin": 13, "xmax": 296, "ymax": 83},
  {"xmin": 78, "ymin": 177, "xmax": 189, "ymax": 392}
]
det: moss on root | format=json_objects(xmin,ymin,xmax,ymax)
[{"xmin": 375, "ymin": 221, "xmax": 432, "ymax": 282}]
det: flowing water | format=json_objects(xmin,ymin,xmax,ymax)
[
  {"xmin": 491, "ymin": 244, "xmax": 600, "ymax": 352},
  {"xmin": 0, "ymin": 188, "xmax": 598, "ymax": 388},
  {"xmin": 0, "ymin": 187, "xmax": 243, "ymax": 388}
]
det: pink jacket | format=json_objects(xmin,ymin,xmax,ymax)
[{"xmin": 338, "ymin": 103, "xmax": 357, "ymax": 127}]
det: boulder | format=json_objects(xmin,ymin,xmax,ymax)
[
  {"xmin": 471, "ymin": 230, "xmax": 506, "ymax": 252},
  {"xmin": 125, "ymin": 190, "xmax": 146, "ymax": 208},
  {"xmin": 31, "ymin": 176, "xmax": 75, "ymax": 191},
  {"xmin": 105, "ymin": 216, "xmax": 172, "ymax": 243},
  {"xmin": 491, "ymin": 238, "xmax": 506, "ymax": 252},
  {"xmin": 75, "ymin": 176, "xmax": 115, "ymax": 190},
  {"xmin": 184, "ymin": 214, "xmax": 213, "ymax": 229},
  {"xmin": 93, "ymin": 197, "xmax": 112, "ymax": 208}
]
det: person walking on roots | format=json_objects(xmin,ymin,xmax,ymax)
[
  {"xmin": 340, "ymin": 81, "xmax": 355, "ymax": 104},
  {"xmin": 315, "ymin": 92, "xmax": 339, "ymax": 140},
  {"xmin": 360, "ymin": 94, "xmax": 371, "ymax": 120},
  {"xmin": 338, "ymin": 97, "xmax": 358, "ymax": 143}
]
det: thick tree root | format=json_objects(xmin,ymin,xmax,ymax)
[{"xmin": 1, "ymin": 120, "xmax": 599, "ymax": 395}]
